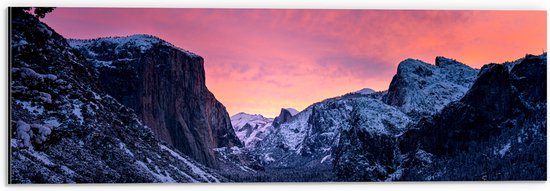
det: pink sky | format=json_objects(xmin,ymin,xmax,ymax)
[{"xmin": 43, "ymin": 8, "xmax": 546, "ymax": 117}]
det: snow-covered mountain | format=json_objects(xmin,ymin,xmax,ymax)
[
  {"xmin": 272, "ymin": 108, "xmax": 299, "ymax": 127},
  {"xmin": 253, "ymin": 91, "xmax": 410, "ymax": 170},
  {"xmin": 230, "ymin": 113, "xmax": 274, "ymax": 148},
  {"xmin": 355, "ymin": 88, "xmax": 376, "ymax": 95},
  {"xmin": 384, "ymin": 57, "xmax": 478, "ymax": 119},
  {"xmin": 251, "ymin": 58, "xmax": 477, "ymax": 170},
  {"xmin": 230, "ymin": 108, "xmax": 300, "ymax": 148},
  {"xmin": 244, "ymin": 54, "xmax": 545, "ymax": 182},
  {"xmin": 283, "ymin": 108, "xmax": 299, "ymax": 116}
]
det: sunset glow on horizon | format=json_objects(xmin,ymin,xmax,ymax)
[{"xmin": 43, "ymin": 8, "xmax": 546, "ymax": 118}]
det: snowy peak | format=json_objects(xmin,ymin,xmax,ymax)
[
  {"xmin": 230, "ymin": 108, "xmax": 299, "ymax": 148},
  {"xmin": 435, "ymin": 56, "xmax": 464, "ymax": 67},
  {"xmin": 385, "ymin": 57, "xmax": 478, "ymax": 117},
  {"xmin": 230, "ymin": 112, "xmax": 274, "ymax": 148},
  {"xmin": 283, "ymin": 108, "xmax": 299, "ymax": 116},
  {"xmin": 273, "ymin": 108, "xmax": 298, "ymax": 127},
  {"xmin": 68, "ymin": 34, "xmax": 197, "ymax": 68},
  {"xmin": 397, "ymin": 59, "xmax": 432, "ymax": 72},
  {"xmin": 355, "ymin": 88, "xmax": 376, "ymax": 95},
  {"xmin": 69, "ymin": 34, "xmax": 196, "ymax": 55},
  {"xmin": 69, "ymin": 34, "xmax": 164, "ymax": 50},
  {"xmin": 231, "ymin": 112, "xmax": 272, "ymax": 131}
]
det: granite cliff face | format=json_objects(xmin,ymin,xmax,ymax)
[
  {"xmin": 272, "ymin": 108, "xmax": 298, "ymax": 128},
  {"xmin": 69, "ymin": 35, "xmax": 241, "ymax": 168}
]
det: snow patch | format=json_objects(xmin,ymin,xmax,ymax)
[
  {"xmin": 136, "ymin": 160, "xmax": 176, "ymax": 183},
  {"xmin": 320, "ymin": 155, "xmax": 331, "ymax": 164},
  {"xmin": 14, "ymin": 67, "xmax": 57, "ymax": 81},
  {"xmin": 28, "ymin": 151, "xmax": 54, "ymax": 166},
  {"xmin": 16, "ymin": 121, "xmax": 32, "ymax": 148},
  {"xmin": 385, "ymin": 168, "xmax": 404, "ymax": 181},
  {"xmin": 15, "ymin": 121, "xmax": 51, "ymax": 148},
  {"xmin": 497, "ymin": 142, "xmax": 512, "ymax": 157},
  {"xmin": 60, "ymin": 166, "xmax": 76, "ymax": 176},
  {"xmin": 284, "ymin": 108, "xmax": 299, "ymax": 116},
  {"xmin": 416, "ymin": 149, "xmax": 433, "ymax": 164},
  {"xmin": 119, "ymin": 142, "xmax": 135, "ymax": 157},
  {"xmin": 169, "ymin": 165, "xmax": 198, "ymax": 183},
  {"xmin": 159, "ymin": 144, "xmax": 219, "ymax": 183},
  {"xmin": 72, "ymin": 102, "xmax": 84, "ymax": 124},
  {"xmin": 31, "ymin": 124, "xmax": 51, "ymax": 144},
  {"xmin": 15, "ymin": 100, "xmax": 44, "ymax": 115},
  {"xmin": 263, "ymin": 153, "xmax": 275, "ymax": 163},
  {"xmin": 90, "ymin": 60, "xmax": 114, "ymax": 68},
  {"xmin": 43, "ymin": 118, "xmax": 61, "ymax": 128},
  {"xmin": 92, "ymin": 92, "xmax": 102, "ymax": 100}
]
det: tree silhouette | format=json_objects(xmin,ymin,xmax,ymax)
[
  {"xmin": 34, "ymin": 7, "xmax": 55, "ymax": 18},
  {"xmin": 13, "ymin": 7, "xmax": 56, "ymax": 19}
]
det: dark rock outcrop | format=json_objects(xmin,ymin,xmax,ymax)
[
  {"xmin": 272, "ymin": 108, "xmax": 296, "ymax": 127},
  {"xmin": 399, "ymin": 54, "xmax": 547, "ymax": 180},
  {"xmin": 333, "ymin": 107, "xmax": 402, "ymax": 181},
  {"xmin": 69, "ymin": 35, "xmax": 241, "ymax": 168},
  {"xmin": 400, "ymin": 63, "xmax": 513, "ymax": 156}
]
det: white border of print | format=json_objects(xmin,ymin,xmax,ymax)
[{"xmin": 1, "ymin": 1, "xmax": 548, "ymax": 191}]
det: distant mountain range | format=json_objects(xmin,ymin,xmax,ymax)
[
  {"xmin": 227, "ymin": 53, "xmax": 546, "ymax": 181},
  {"xmin": 9, "ymin": 8, "xmax": 546, "ymax": 183}
]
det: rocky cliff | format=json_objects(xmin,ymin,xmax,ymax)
[
  {"xmin": 10, "ymin": 8, "xmax": 225, "ymax": 183},
  {"xmin": 384, "ymin": 57, "xmax": 478, "ymax": 119},
  {"xmin": 69, "ymin": 35, "xmax": 241, "ymax": 168},
  {"xmin": 398, "ymin": 54, "xmax": 547, "ymax": 180},
  {"xmin": 272, "ymin": 108, "xmax": 298, "ymax": 128}
]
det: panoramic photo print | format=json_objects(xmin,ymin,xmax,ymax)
[{"xmin": 8, "ymin": 7, "xmax": 547, "ymax": 183}]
